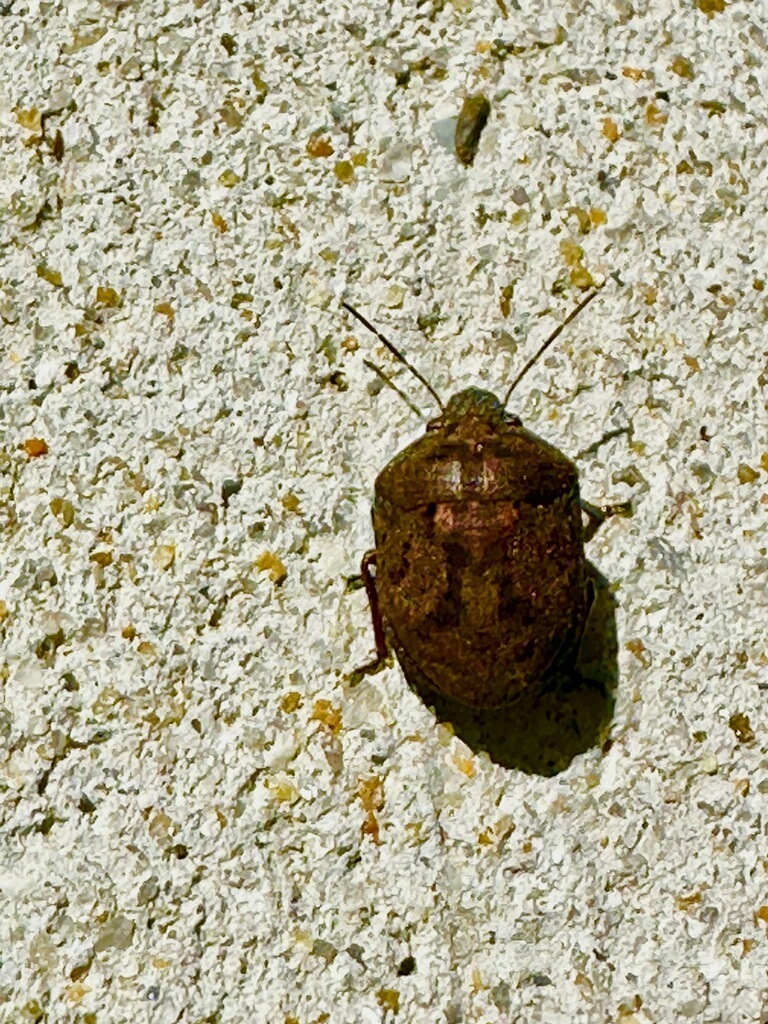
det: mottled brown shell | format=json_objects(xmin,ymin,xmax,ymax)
[{"xmin": 372, "ymin": 389, "xmax": 588, "ymax": 708}]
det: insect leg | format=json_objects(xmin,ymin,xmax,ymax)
[
  {"xmin": 581, "ymin": 499, "xmax": 633, "ymax": 542},
  {"xmin": 350, "ymin": 550, "xmax": 391, "ymax": 680},
  {"xmin": 361, "ymin": 550, "xmax": 387, "ymax": 659}
]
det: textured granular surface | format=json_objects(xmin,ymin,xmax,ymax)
[{"xmin": 1, "ymin": 2, "xmax": 767, "ymax": 1022}]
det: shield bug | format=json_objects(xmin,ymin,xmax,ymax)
[{"xmin": 344, "ymin": 292, "xmax": 629, "ymax": 709}]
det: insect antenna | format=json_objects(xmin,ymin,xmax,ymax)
[
  {"xmin": 502, "ymin": 289, "xmax": 600, "ymax": 411},
  {"xmin": 362, "ymin": 359, "xmax": 426, "ymax": 419},
  {"xmin": 342, "ymin": 301, "xmax": 445, "ymax": 413}
]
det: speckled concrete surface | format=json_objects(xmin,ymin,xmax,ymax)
[{"xmin": 1, "ymin": 1, "xmax": 767, "ymax": 1022}]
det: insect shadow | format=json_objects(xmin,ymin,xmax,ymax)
[{"xmin": 400, "ymin": 561, "xmax": 618, "ymax": 776}]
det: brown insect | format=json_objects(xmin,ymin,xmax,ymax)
[
  {"xmin": 455, "ymin": 93, "xmax": 491, "ymax": 166},
  {"xmin": 343, "ymin": 292, "xmax": 629, "ymax": 709}
]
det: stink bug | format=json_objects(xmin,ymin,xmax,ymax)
[{"xmin": 344, "ymin": 292, "xmax": 629, "ymax": 709}]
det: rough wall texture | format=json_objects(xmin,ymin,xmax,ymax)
[{"xmin": 1, "ymin": 1, "xmax": 767, "ymax": 1021}]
